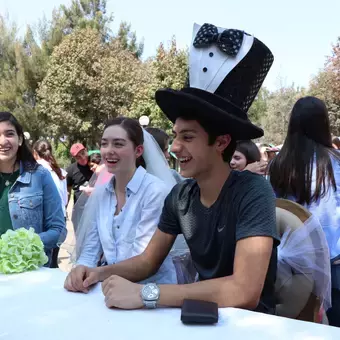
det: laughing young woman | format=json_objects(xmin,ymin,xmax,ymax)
[
  {"xmin": 65, "ymin": 117, "xmax": 177, "ymax": 290},
  {"xmin": 0, "ymin": 112, "xmax": 66, "ymax": 265}
]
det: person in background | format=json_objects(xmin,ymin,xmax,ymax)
[
  {"xmin": 332, "ymin": 136, "xmax": 340, "ymax": 150},
  {"xmin": 66, "ymin": 143, "xmax": 93, "ymax": 232},
  {"xmin": 79, "ymin": 152, "xmax": 104, "ymax": 197},
  {"xmin": 259, "ymin": 143, "xmax": 279, "ymax": 163},
  {"xmin": 33, "ymin": 140, "xmax": 68, "ymax": 216},
  {"xmin": 0, "ymin": 112, "xmax": 66, "ymax": 265},
  {"xmin": 268, "ymin": 96, "xmax": 340, "ymax": 327},
  {"xmin": 66, "ymin": 143, "xmax": 93, "ymax": 205},
  {"xmin": 33, "ymin": 139, "xmax": 68, "ymax": 268},
  {"xmin": 230, "ymin": 140, "xmax": 264, "ymax": 173},
  {"xmin": 266, "ymin": 145, "xmax": 280, "ymax": 162},
  {"xmin": 88, "ymin": 151, "xmax": 102, "ymax": 172},
  {"xmin": 145, "ymin": 128, "xmax": 170, "ymax": 161},
  {"xmin": 146, "ymin": 127, "xmax": 184, "ymax": 184}
]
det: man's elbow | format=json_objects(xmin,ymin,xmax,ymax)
[
  {"xmin": 219, "ymin": 282, "xmax": 261, "ymax": 310},
  {"xmin": 241, "ymin": 293, "xmax": 261, "ymax": 310}
]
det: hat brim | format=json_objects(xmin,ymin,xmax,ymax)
[{"xmin": 155, "ymin": 89, "xmax": 263, "ymax": 140}]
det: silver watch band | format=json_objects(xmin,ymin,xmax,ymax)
[{"xmin": 144, "ymin": 300, "xmax": 157, "ymax": 308}]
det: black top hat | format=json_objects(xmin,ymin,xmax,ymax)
[{"xmin": 155, "ymin": 23, "xmax": 274, "ymax": 140}]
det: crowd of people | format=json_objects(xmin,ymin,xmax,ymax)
[{"xmin": 0, "ymin": 21, "xmax": 339, "ymax": 328}]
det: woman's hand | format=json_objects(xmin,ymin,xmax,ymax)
[
  {"xmin": 64, "ymin": 265, "xmax": 100, "ymax": 293},
  {"xmin": 244, "ymin": 160, "xmax": 268, "ymax": 175}
]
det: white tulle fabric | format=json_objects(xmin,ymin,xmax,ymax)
[
  {"xmin": 276, "ymin": 215, "xmax": 332, "ymax": 312},
  {"xmin": 71, "ymin": 129, "xmax": 184, "ymax": 265}
]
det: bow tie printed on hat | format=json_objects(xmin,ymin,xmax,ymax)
[{"xmin": 193, "ymin": 23, "xmax": 244, "ymax": 57}]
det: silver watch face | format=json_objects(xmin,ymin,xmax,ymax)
[{"xmin": 142, "ymin": 283, "xmax": 159, "ymax": 301}]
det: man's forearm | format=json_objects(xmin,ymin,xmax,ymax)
[
  {"xmin": 97, "ymin": 254, "xmax": 156, "ymax": 283},
  {"xmin": 158, "ymin": 277, "xmax": 258, "ymax": 309}
]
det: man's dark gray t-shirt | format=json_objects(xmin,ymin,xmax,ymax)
[{"xmin": 158, "ymin": 170, "xmax": 280, "ymax": 313}]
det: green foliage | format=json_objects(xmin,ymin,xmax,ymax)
[
  {"xmin": 261, "ymin": 85, "xmax": 306, "ymax": 144},
  {"xmin": 0, "ymin": 0, "xmax": 145, "ymax": 148},
  {"xmin": 114, "ymin": 21, "xmax": 144, "ymax": 59},
  {"xmin": 0, "ymin": 228, "xmax": 48, "ymax": 274},
  {"xmin": 37, "ymin": 28, "xmax": 145, "ymax": 146},
  {"xmin": 128, "ymin": 37, "xmax": 188, "ymax": 134},
  {"xmin": 248, "ymin": 88, "xmax": 270, "ymax": 126},
  {"xmin": 309, "ymin": 70, "xmax": 340, "ymax": 136},
  {"xmin": 39, "ymin": 0, "xmax": 114, "ymax": 56},
  {"xmin": 0, "ymin": 17, "xmax": 46, "ymax": 139},
  {"xmin": 54, "ymin": 141, "xmax": 70, "ymax": 169}
]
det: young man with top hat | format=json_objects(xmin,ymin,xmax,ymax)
[{"xmin": 65, "ymin": 23, "xmax": 279, "ymax": 314}]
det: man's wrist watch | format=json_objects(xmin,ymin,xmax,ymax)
[{"xmin": 141, "ymin": 283, "xmax": 160, "ymax": 308}]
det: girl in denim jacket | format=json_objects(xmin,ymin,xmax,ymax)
[{"xmin": 0, "ymin": 112, "xmax": 66, "ymax": 265}]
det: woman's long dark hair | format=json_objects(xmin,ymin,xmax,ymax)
[
  {"xmin": 33, "ymin": 140, "xmax": 65, "ymax": 180},
  {"xmin": 0, "ymin": 112, "xmax": 36, "ymax": 170},
  {"xmin": 269, "ymin": 96, "xmax": 340, "ymax": 205},
  {"xmin": 235, "ymin": 140, "xmax": 261, "ymax": 165},
  {"xmin": 103, "ymin": 117, "xmax": 146, "ymax": 168}
]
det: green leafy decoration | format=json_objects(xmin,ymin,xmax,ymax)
[{"xmin": 0, "ymin": 228, "xmax": 48, "ymax": 274}]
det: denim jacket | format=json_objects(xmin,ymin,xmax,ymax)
[{"xmin": 8, "ymin": 162, "xmax": 67, "ymax": 255}]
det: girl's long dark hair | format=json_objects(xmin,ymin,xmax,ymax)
[
  {"xmin": 33, "ymin": 140, "xmax": 65, "ymax": 180},
  {"xmin": 235, "ymin": 140, "xmax": 261, "ymax": 165},
  {"xmin": 269, "ymin": 96, "xmax": 340, "ymax": 205},
  {"xmin": 0, "ymin": 112, "xmax": 36, "ymax": 170}
]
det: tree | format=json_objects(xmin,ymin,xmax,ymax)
[
  {"xmin": 327, "ymin": 37, "xmax": 340, "ymax": 101},
  {"xmin": 261, "ymin": 85, "xmax": 305, "ymax": 144},
  {"xmin": 0, "ymin": 1, "xmax": 142, "ymax": 141},
  {"xmin": 38, "ymin": 0, "xmax": 113, "ymax": 57},
  {"xmin": 129, "ymin": 37, "xmax": 188, "ymax": 133},
  {"xmin": 37, "ymin": 28, "xmax": 145, "ymax": 147},
  {"xmin": 248, "ymin": 87, "xmax": 270, "ymax": 126},
  {"xmin": 0, "ymin": 17, "xmax": 47, "ymax": 140},
  {"xmin": 114, "ymin": 22, "xmax": 144, "ymax": 59},
  {"xmin": 309, "ymin": 70, "xmax": 340, "ymax": 136}
]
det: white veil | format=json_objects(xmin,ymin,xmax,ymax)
[
  {"xmin": 142, "ymin": 129, "xmax": 177, "ymax": 190},
  {"xmin": 276, "ymin": 215, "xmax": 332, "ymax": 314},
  {"xmin": 69, "ymin": 129, "xmax": 179, "ymax": 264}
]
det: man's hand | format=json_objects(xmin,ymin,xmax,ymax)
[
  {"xmin": 64, "ymin": 265, "xmax": 100, "ymax": 293},
  {"xmin": 102, "ymin": 275, "xmax": 143, "ymax": 310}
]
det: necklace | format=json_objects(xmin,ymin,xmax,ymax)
[
  {"xmin": 0, "ymin": 164, "xmax": 18, "ymax": 187},
  {"xmin": 0, "ymin": 173, "xmax": 13, "ymax": 187}
]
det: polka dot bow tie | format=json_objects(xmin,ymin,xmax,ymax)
[{"xmin": 193, "ymin": 23, "xmax": 244, "ymax": 57}]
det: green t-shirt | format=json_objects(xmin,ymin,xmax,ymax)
[{"xmin": 0, "ymin": 170, "xmax": 20, "ymax": 236}]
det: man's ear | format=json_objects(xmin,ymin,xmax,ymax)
[
  {"xmin": 136, "ymin": 145, "xmax": 144, "ymax": 159},
  {"xmin": 215, "ymin": 134, "xmax": 231, "ymax": 153}
]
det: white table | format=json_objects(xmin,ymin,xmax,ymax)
[{"xmin": 1, "ymin": 268, "xmax": 340, "ymax": 340}]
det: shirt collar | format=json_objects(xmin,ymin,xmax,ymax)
[{"xmin": 106, "ymin": 166, "xmax": 147, "ymax": 195}]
